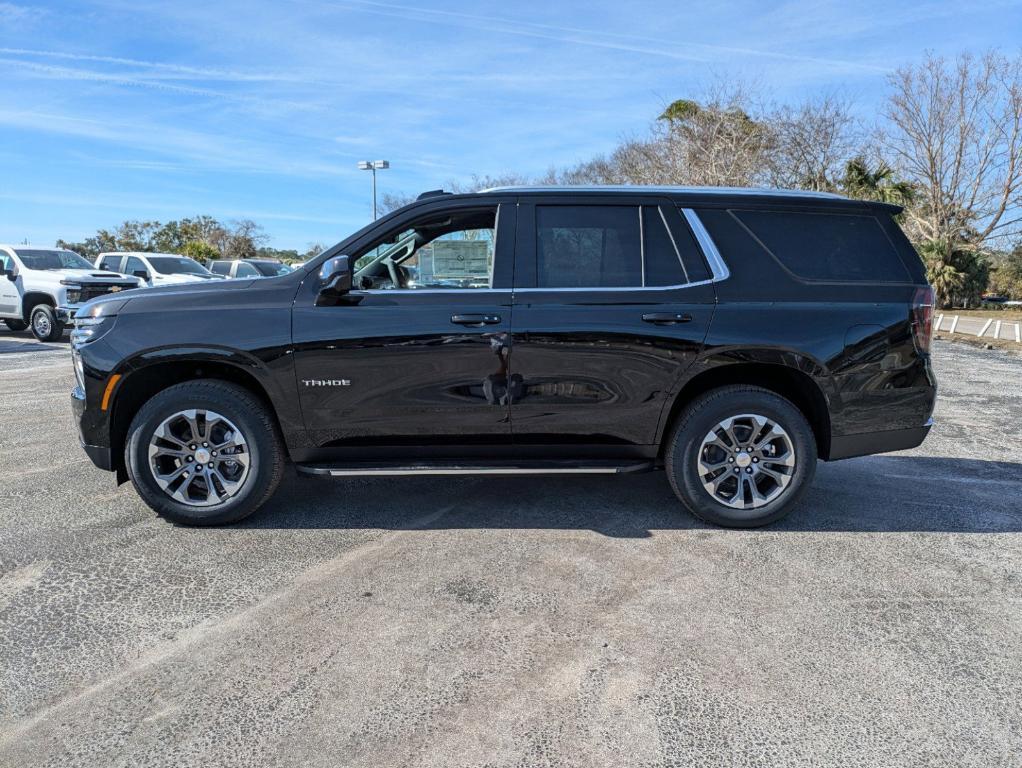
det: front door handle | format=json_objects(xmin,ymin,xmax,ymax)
[
  {"xmin": 642, "ymin": 312, "xmax": 693, "ymax": 325},
  {"xmin": 451, "ymin": 313, "xmax": 502, "ymax": 326}
]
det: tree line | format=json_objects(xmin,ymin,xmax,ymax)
[
  {"xmin": 383, "ymin": 51, "xmax": 1022, "ymax": 307},
  {"xmin": 58, "ymin": 216, "xmax": 323, "ymax": 265}
]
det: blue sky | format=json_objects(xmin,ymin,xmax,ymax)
[{"xmin": 2, "ymin": 0, "xmax": 1021, "ymax": 250}]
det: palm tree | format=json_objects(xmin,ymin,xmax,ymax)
[
  {"xmin": 918, "ymin": 239, "xmax": 966, "ymax": 308},
  {"xmin": 841, "ymin": 157, "xmax": 915, "ymax": 207}
]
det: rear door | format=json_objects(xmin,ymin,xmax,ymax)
[
  {"xmin": 292, "ymin": 198, "xmax": 517, "ymax": 450},
  {"xmin": 509, "ymin": 196, "xmax": 716, "ymax": 449}
]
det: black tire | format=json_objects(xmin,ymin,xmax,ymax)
[
  {"xmin": 30, "ymin": 304, "xmax": 63, "ymax": 342},
  {"xmin": 665, "ymin": 385, "xmax": 817, "ymax": 528},
  {"xmin": 4, "ymin": 318, "xmax": 28, "ymax": 331},
  {"xmin": 125, "ymin": 380, "xmax": 285, "ymax": 525}
]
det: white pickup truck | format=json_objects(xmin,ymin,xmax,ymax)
[{"xmin": 0, "ymin": 244, "xmax": 140, "ymax": 342}]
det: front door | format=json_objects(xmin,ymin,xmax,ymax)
[
  {"xmin": 292, "ymin": 200, "xmax": 516, "ymax": 451},
  {"xmin": 509, "ymin": 197, "xmax": 716, "ymax": 449}
]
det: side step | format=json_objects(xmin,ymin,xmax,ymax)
[{"xmin": 296, "ymin": 459, "xmax": 655, "ymax": 478}]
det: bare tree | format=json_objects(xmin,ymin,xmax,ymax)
[
  {"xmin": 767, "ymin": 94, "xmax": 858, "ymax": 191},
  {"xmin": 885, "ymin": 51, "xmax": 1022, "ymax": 248}
]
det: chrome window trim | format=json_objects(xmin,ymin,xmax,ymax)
[
  {"xmin": 360, "ymin": 288, "xmax": 512, "ymax": 295},
  {"xmin": 682, "ymin": 208, "xmax": 730, "ymax": 282}
]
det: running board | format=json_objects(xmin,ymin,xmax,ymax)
[{"xmin": 296, "ymin": 459, "xmax": 655, "ymax": 478}]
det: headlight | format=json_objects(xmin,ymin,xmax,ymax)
[
  {"xmin": 71, "ymin": 298, "xmax": 128, "ymax": 347},
  {"xmin": 61, "ymin": 280, "xmax": 82, "ymax": 305}
]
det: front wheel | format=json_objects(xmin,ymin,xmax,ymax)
[
  {"xmin": 4, "ymin": 318, "xmax": 28, "ymax": 331},
  {"xmin": 665, "ymin": 385, "xmax": 817, "ymax": 528},
  {"xmin": 30, "ymin": 305, "xmax": 64, "ymax": 342},
  {"xmin": 125, "ymin": 380, "xmax": 285, "ymax": 525}
]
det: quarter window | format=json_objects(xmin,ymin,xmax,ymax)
[{"xmin": 733, "ymin": 210, "xmax": 911, "ymax": 283}]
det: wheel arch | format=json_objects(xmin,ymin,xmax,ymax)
[
  {"xmin": 658, "ymin": 360, "xmax": 833, "ymax": 461},
  {"xmin": 108, "ymin": 357, "xmax": 289, "ymax": 481},
  {"xmin": 21, "ymin": 291, "xmax": 56, "ymax": 321}
]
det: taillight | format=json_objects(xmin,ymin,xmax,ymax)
[{"xmin": 911, "ymin": 286, "xmax": 935, "ymax": 354}]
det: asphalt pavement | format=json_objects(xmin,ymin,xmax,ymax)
[{"xmin": 1, "ymin": 332, "xmax": 1020, "ymax": 767}]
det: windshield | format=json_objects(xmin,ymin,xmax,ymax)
[
  {"xmin": 147, "ymin": 256, "xmax": 211, "ymax": 275},
  {"xmin": 250, "ymin": 261, "xmax": 291, "ymax": 277},
  {"xmin": 15, "ymin": 249, "xmax": 94, "ymax": 271}
]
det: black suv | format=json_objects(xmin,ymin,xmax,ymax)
[{"xmin": 71, "ymin": 186, "xmax": 936, "ymax": 528}]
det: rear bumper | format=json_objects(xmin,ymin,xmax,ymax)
[{"xmin": 827, "ymin": 418, "xmax": 933, "ymax": 461}]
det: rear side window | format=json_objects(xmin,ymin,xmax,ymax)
[
  {"xmin": 235, "ymin": 262, "xmax": 260, "ymax": 277},
  {"xmin": 537, "ymin": 206, "xmax": 640, "ymax": 288},
  {"xmin": 733, "ymin": 210, "xmax": 911, "ymax": 283}
]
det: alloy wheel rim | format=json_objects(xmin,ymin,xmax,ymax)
[
  {"xmin": 147, "ymin": 409, "xmax": 250, "ymax": 507},
  {"xmin": 34, "ymin": 313, "xmax": 50, "ymax": 337},
  {"xmin": 697, "ymin": 413, "xmax": 796, "ymax": 510}
]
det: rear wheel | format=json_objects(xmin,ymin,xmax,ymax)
[
  {"xmin": 666, "ymin": 385, "xmax": 816, "ymax": 528},
  {"xmin": 4, "ymin": 318, "xmax": 28, "ymax": 331},
  {"xmin": 125, "ymin": 380, "xmax": 285, "ymax": 525},
  {"xmin": 30, "ymin": 305, "xmax": 63, "ymax": 342}
]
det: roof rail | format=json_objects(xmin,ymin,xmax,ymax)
[{"xmin": 416, "ymin": 189, "xmax": 450, "ymax": 201}]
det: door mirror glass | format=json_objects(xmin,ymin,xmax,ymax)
[
  {"xmin": 318, "ymin": 255, "xmax": 352, "ymax": 297},
  {"xmin": 133, "ymin": 269, "xmax": 150, "ymax": 280},
  {"xmin": 4, "ymin": 267, "xmax": 16, "ymax": 281}
]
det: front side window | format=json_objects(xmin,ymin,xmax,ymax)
[
  {"xmin": 97, "ymin": 255, "xmax": 122, "ymax": 272},
  {"xmin": 124, "ymin": 256, "xmax": 148, "ymax": 276},
  {"xmin": 250, "ymin": 261, "xmax": 291, "ymax": 277},
  {"xmin": 210, "ymin": 262, "xmax": 230, "ymax": 275},
  {"xmin": 14, "ymin": 249, "xmax": 93, "ymax": 271},
  {"xmin": 353, "ymin": 207, "xmax": 497, "ymax": 290},
  {"xmin": 235, "ymin": 262, "xmax": 261, "ymax": 277},
  {"xmin": 147, "ymin": 256, "xmax": 210, "ymax": 275}
]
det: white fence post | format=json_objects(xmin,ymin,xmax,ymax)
[
  {"xmin": 977, "ymin": 319, "xmax": 993, "ymax": 338},
  {"xmin": 949, "ymin": 315, "xmax": 960, "ymax": 334},
  {"xmin": 1016, "ymin": 323, "xmax": 1021, "ymax": 344},
  {"xmin": 935, "ymin": 313, "xmax": 944, "ymax": 332},
  {"xmin": 994, "ymin": 320, "xmax": 1003, "ymax": 340}
]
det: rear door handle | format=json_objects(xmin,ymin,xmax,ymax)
[
  {"xmin": 451, "ymin": 313, "xmax": 502, "ymax": 326},
  {"xmin": 642, "ymin": 312, "xmax": 693, "ymax": 325}
]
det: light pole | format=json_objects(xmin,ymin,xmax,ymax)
[{"xmin": 358, "ymin": 159, "xmax": 390, "ymax": 220}]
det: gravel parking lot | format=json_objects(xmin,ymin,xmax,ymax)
[{"xmin": 1, "ymin": 334, "xmax": 1020, "ymax": 767}]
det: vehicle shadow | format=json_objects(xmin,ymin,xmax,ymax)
[{"xmin": 240, "ymin": 455, "xmax": 1022, "ymax": 536}]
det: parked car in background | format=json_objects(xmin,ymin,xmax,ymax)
[
  {"xmin": 70, "ymin": 186, "xmax": 936, "ymax": 528},
  {"xmin": 95, "ymin": 252, "xmax": 222, "ymax": 286},
  {"xmin": 1, "ymin": 244, "xmax": 139, "ymax": 341},
  {"xmin": 207, "ymin": 259, "xmax": 291, "ymax": 278}
]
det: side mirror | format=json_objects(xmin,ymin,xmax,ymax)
[
  {"xmin": 318, "ymin": 255, "xmax": 352, "ymax": 297},
  {"xmin": 4, "ymin": 267, "xmax": 16, "ymax": 282},
  {"xmin": 133, "ymin": 270, "xmax": 150, "ymax": 280}
]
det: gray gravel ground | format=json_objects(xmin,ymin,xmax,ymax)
[{"xmin": 0, "ymin": 334, "xmax": 1020, "ymax": 767}]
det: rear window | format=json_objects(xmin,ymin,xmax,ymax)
[{"xmin": 733, "ymin": 210, "xmax": 911, "ymax": 283}]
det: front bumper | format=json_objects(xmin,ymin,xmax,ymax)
[
  {"xmin": 72, "ymin": 385, "xmax": 113, "ymax": 470},
  {"xmin": 827, "ymin": 418, "xmax": 934, "ymax": 461},
  {"xmin": 56, "ymin": 305, "xmax": 78, "ymax": 323}
]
